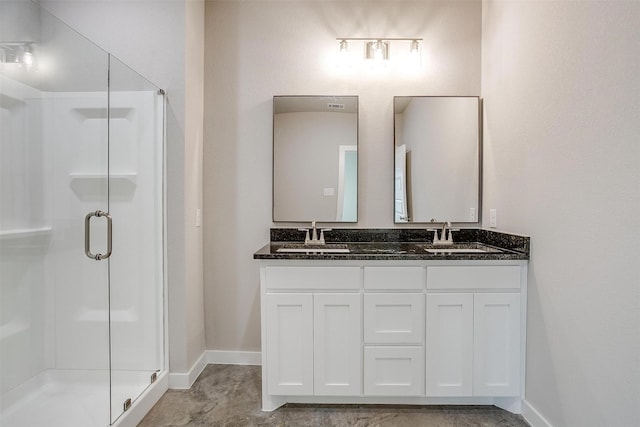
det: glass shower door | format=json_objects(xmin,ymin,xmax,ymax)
[
  {"xmin": 1, "ymin": 2, "xmax": 112, "ymax": 426},
  {"xmin": 107, "ymin": 55, "xmax": 164, "ymax": 424}
]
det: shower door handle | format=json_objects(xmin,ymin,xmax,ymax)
[{"xmin": 85, "ymin": 210, "xmax": 112, "ymax": 260}]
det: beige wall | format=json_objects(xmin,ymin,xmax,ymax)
[
  {"xmin": 482, "ymin": 1, "xmax": 640, "ymax": 425},
  {"xmin": 203, "ymin": 0, "xmax": 482, "ymax": 351},
  {"xmin": 183, "ymin": 0, "xmax": 206, "ymax": 371}
]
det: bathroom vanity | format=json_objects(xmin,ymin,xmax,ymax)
[{"xmin": 254, "ymin": 228, "xmax": 529, "ymax": 414}]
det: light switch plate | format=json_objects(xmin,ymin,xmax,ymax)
[
  {"xmin": 489, "ymin": 209, "xmax": 497, "ymax": 228},
  {"xmin": 323, "ymin": 187, "xmax": 335, "ymax": 196}
]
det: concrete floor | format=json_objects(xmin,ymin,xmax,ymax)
[{"xmin": 139, "ymin": 365, "xmax": 529, "ymax": 426}]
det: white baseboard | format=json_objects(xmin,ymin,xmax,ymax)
[
  {"xmin": 207, "ymin": 350, "xmax": 261, "ymax": 365},
  {"xmin": 168, "ymin": 350, "xmax": 261, "ymax": 389},
  {"xmin": 168, "ymin": 351, "xmax": 208, "ymax": 389},
  {"xmin": 522, "ymin": 399, "xmax": 553, "ymax": 427}
]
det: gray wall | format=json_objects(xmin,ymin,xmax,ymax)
[{"xmin": 482, "ymin": 1, "xmax": 640, "ymax": 425}]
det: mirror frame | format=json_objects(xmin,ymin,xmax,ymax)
[
  {"xmin": 393, "ymin": 95, "xmax": 482, "ymax": 225},
  {"xmin": 272, "ymin": 95, "xmax": 359, "ymax": 223}
]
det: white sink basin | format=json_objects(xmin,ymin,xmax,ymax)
[
  {"xmin": 277, "ymin": 244, "xmax": 350, "ymax": 254},
  {"xmin": 425, "ymin": 248, "xmax": 490, "ymax": 254}
]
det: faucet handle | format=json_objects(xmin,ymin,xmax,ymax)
[
  {"xmin": 319, "ymin": 228, "xmax": 332, "ymax": 244},
  {"xmin": 298, "ymin": 228, "xmax": 310, "ymax": 244}
]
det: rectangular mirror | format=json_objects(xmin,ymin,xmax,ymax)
[
  {"xmin": 273, "ymin": 95, "xmax": 358, "ymax": 222},
  {"xmin": 394, "ymin": 96, "xmax": 481, "ymax": 224}
]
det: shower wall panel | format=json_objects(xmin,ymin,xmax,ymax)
[
  {"xmin": 44, "ymin": 91, "xmax": 161, "ymax": 371},
  {"xmin": 47, "ymin": 93, "xmax": 110, "ymax": 370},
  {"xmin": 0, "ymin": 77, "xmax": 53, "ymax": 395}
]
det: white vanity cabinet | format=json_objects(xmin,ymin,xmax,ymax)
[
  {"xmin": 425, "ymin": 265, "xmax": 523, "ymax": 398},
  {"xmin": 259, "ymin": 260, "xmax": 527, "ymax": 414},
  {"xmin": 263, "ymin": 266, "xmax": 362, "ymax": 399}
]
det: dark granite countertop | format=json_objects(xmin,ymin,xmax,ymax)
[{"xmin": 253, "ymin": 228, "xmax": 529, "ymax": 261}]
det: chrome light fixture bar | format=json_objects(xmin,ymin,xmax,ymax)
[{"xmin": 336, "ymin": 37, "xmax": 422, "ymax": 61}]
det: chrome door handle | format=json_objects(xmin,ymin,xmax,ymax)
[{"xmin": 85, "ymin": 210, "xmax": 112, "ymax": 260}]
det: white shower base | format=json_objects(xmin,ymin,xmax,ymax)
[{"xmin": 0, "ymin": 369, "xmax": 166, "ymax": 427}]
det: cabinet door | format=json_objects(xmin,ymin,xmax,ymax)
[
  {"xmin": 265, "ymin": 293, "xmax": 313, "ymax": 395},
  {"xmin": 473, "ymin": 293, "xmax": 521, "ymax": 396},
  {"xmin": 364, "ymin": 293, "xmax": 424, "ymax": 344},
  {"xmin": 425, "ymin": 293, "xmax": 473, "ymax": 396},
  {"xmin": 314, "ymin": 293, "xmax": 361, "ymax": 396},
  {"xmin": 364, "ymin": 346, "xmax": 424, "ymax": 396}
]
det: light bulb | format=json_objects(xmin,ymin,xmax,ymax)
[
  {"xmin": 366, "ymin": 40, "xmax": 388, "ymax": 69},
  {"xmin": 337, "ymin": 39, "xmax": 351, "ymax": 70},
  {"xmin": 409, "ymin": 40, "xmax": 421, "ymax": 68},
  {"xmin": 23, "ymin": 51, "xmax": 33, "ymax": 67}
]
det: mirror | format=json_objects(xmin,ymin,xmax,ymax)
[
  {"xmin": 273, "ymin": 95, "xmax": 358, "ymax": 222},
  {"xmin": 394, "ymin": 96, "xmax": 481, "ymax": 224}
]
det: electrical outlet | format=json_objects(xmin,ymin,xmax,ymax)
[
  {"xmin": 489, "ymin": 209, "xmax": 497, "ymax": 228},
  {"xmin": 323, "ymin": 187, "xmax": 335, "ymax": 196},
  {"xmin": 469, "ymin": 208, "xmax": 476, "ymax": 222},
  {"xmin": 195, "ymin": 208, "xmax": 202, "ymax": 227}
]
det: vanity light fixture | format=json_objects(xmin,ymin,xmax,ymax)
[
  {"xmin": 0, "ymin": 42, "xmax": 36, "ymax": 69},
  {"xmin": 336, "ymin": 38, "xmax": 422, "ymax": 69}
]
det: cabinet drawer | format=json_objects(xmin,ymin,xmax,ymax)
[
  {"xmin": 364, "ymin": 293, "xmax": 424, "ymax": 344},
  {"xmin": 364, "ymin": 346, "xmax": 424, "ymax": 396},
  {"xmin": 364, "ymin": 267, "xmax": 424, "ymax": 290},
  {"xmin": 265, "ymin": 266, "xmax": 361, "ymax": 290},
  {"xmin": 426, "ymin": 266, "xmax": 521, "ymax": 290}
]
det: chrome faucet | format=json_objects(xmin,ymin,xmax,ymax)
[
  {"xmin": 299, "ymin": 221, "xmax": 331, "ymax": 245},
  {"xmin": 430, "ymin": 220, "xmax": 454, "ymax": 245}
]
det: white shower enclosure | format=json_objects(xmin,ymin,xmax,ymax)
[{"xmin": 0, "ymin": 2, "xmax": 166, "ymax": 426}]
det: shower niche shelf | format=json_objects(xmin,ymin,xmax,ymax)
[
  {"xmin": 0, "ymin": 227, "xmax": 52, "ymax": 248},
  {"xmin": 69, "ymin": 173, "xmax": 137, "ymax": 199},
  {"xmin": 0, "ymin": 227, "xmax": 52, "ymax": 240}
]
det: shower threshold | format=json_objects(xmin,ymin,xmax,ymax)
[{"xmin": 0, "ymin": 369, "xmax": 162, "ymax": 427}]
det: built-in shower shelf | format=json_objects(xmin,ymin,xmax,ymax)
[
  {"xmin": 0, "ymin": 227, "xmax": 52, "ymax": 240},
  {"xmin": 69, "ymin": 173, "xmax": 137, "ymax": 198},
  {"xmin": 69, "ymin": 173, "xmax": 137, "ymax": 185}
]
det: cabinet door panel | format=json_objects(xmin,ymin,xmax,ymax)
[
  {"xmin": 473, "ymin": 293, "xmax": 521, "ymax": 396},
  {"xmin": 314, "ymin": 293, "xmax": 362, "ymax": 396},
  {"xmin": 266, "ymin": 293, "xmax": 313, "ymax": 395},
  {"xmin": 364, "ymin": 293, "xmax": 424, "ymax": 344},
  {"xmin": 364, "ymin": 346, "xmax": 423, "ymax": 396},
  {"xmin": 425, "ymin": 293, "xmax": 473, "ymax": 396}
]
